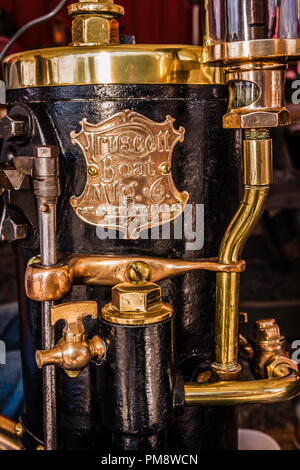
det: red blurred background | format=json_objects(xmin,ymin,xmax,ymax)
[{"xmin": 0, "ymin": 0, "xmax": 193, "ymax": 51}]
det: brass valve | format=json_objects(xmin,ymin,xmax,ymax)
[
  {"xmin": 252, "ymin": 318, "xmax": 297, "ymax": 379},
  {"xmin": 36, "ymin": 301, "xmax": 106, "ymax": 378}
]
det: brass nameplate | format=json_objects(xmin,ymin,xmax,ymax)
[{"xmin": 70, "ymin": 110, "xmax": 189, "ymax": 238}]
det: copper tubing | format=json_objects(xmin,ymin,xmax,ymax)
[{"xmin": 184, "ymin": 370, "xmax": 300, "ymax": 406}]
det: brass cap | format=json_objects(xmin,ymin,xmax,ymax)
[
  {"xmin": 102, "ymin": 283, "xmax": 173, "ymax": 325},
  {"xmin": 112, "ymin": 283, "xmax": 161, "ymax": 313},
  {"xmin": 69, "ymin": 0, "xmax": 125, "ymax": 46}
]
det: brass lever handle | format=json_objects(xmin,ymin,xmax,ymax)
[
  {"xmin": 36, "ymin": 301, "xmax": 106, "ymax": 378},
  {"xmin": 26, "ymin": 255, "xmax": 246, "ymax": 302}
]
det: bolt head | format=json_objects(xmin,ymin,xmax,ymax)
[
  {"xmin": 2, "ymin": 217, "xmax": 28, "ymax": 242},
  {"xmin": 88, "ymin": 165, "xmax": 99, "ymax": 177},
  {"xmin": 127, "ymin": 261, "xmax": 151, "ymax": 284},
  {"xmin": 72, "ymin": 15, "xmax": 119, "ymax": 45},
  {"xmin": 160, "ymin": 163, "xmax": 171, "ymax": 175},
  {"xmin": 112, "ymin": 283, "xmax": 161, "ymax": 313}
]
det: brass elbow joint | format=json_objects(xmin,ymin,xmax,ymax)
[{"xmin": 36, "ymin": 301, "xmax": 106, "ymax": 378}]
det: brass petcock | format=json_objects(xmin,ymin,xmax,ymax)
[{"xmin": 36, "ymin": 301, "xmax": 106, "ymax": 378}]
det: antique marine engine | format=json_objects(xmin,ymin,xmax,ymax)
[{"xmin": 1, "ymin": 0, "xmax": 300, "ymax": 451}]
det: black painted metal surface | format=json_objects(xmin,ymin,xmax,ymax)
[
  {"xmin": 99, "ymin": 318, "xmax": 174, "ymax": 451},
  {"xmin": 3, "ymin": 83, "xmax": 240, "ymax": 450}
]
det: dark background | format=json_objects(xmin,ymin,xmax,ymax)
[{"xmin": 0, "ymin": 0, "xmax": 193, "ymax": 49}]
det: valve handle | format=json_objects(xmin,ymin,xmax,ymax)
[{"xmin": 51, "ymin": 301, "xmax": 98, "ymax": 336}]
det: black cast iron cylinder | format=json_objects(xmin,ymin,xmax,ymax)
[{"xmin": 99, "ymin": 317, "xmax": 175, "ymax": 448}]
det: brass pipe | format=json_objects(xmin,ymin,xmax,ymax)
[
  {"xmin": 214, "ymin": 186, "xmax": 269, "ymax": 375},
  {"xmin": 184, "ymin": 370, "xmax": 300, "ymax": 406},
  {"xmin": 213, "ymin": 134, "xmax": 272, "ymax": 379},
  {"xmin": 0, "ymin": 415, "xmax": 23, "ymax": 450}
]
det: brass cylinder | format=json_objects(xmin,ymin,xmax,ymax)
[{"xmin": 243, "ymin": 139, "xmax": 273, "ymax": 186}]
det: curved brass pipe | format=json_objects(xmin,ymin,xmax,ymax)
[
  {"xmin": 214, "ymin": 185, "xmax": 269, "ymax": 376},
  {"xmin": 219, "ymin": 186, "xmax": 270, "ymax": 265},
  {"xmin": 184, "ymin": 370, "xmax": 300, "ymax": 406}
]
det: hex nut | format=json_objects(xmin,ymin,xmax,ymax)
[
  {"xmin": 72, "ymin": 15, "xmax": 119, "ymax": 45},
  {"xmin": 112, "ymin": 283, "xmax": 161, "ymax": 313},
  {"xmin": 0, "ymin": 115, "xmax": 26, "ymax": 140},
  {"xmin": 2, "ymin": 217, "xmax": 28, "ymax": 242},
  {"xmin": 223, "ymin": 109, "xmax": 291, "ymax": 129}
]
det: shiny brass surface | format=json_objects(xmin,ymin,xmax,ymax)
[
  {"xmin": 184, "ymin": 369, "xmax": 300, "ymax": 406},
  {"xmin": 202, "ymin": 38, "xmax": 300, "ymax": 65},
  {"xmin": 252, "ymin": 318, "xmax": 296, "ymax": 379},
  {"xmin": 0, "ymin": 415, "xmax": 24, "ymax": 450},
  {"xmin": 102, "ymin": 282, "xmax": 173, "ymax": 325},
  {"xmin": 14, "ymin": 422, "xmax": 23, "ymax": 438},
  {"xmin": 243, "ymin": 140, "xmax": 273, "ymax": 185},
  {"xmin": 213, "ymin": 186, "xmax": 270, "ymax": 378},
  {"xmin": 223, "ymin": 65, "xmax": 290, "ymax": 129},
  {"xmin": 25, "ymin": 255, "xmax": 246, "ymax": 302},
  {"xmin": 69, "ymin": 0, "xmax": 124, "ymax": 17},
  {"xmin": 70, "ymin": 111, "xmax": 188, "ymax": 237},
  {"xmin": 26, "ymin": 263, "xmax": 72, "ymax": 301},
  {"xmin": 219, "ymin": 186, "xmax": 270, "ymax": 263},
  {"xmin": 3, "ymin": 46, "xmax": 224, "ymax": 90},
  {"xmin": 36, "ymin": 301, "xmax": 106, "ymax": 377},
  {"xmin": 127, "ymin": 261, "xmax": 151, "ymax": 285},
  {"xmin": 69, "ymin": 1, "xmax": 124, "ymax": 47}
]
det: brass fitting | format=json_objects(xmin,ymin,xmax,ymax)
[
  {"xmin": 36, "ymin": 301, "xmax": 106, "ymax": 378},
  {"xmin": 102, "ymin": 282, "xmax": 174, "ymax": 326},
  {"xmin": 243, "ymin": 138, "xmax": 273, "ymax": 186},
  {"xmin": 223, "ymin": 64, "xmax": 291, "ymax": 129},
  {"xmin": 253, "ymin": 319, "xmax": 298, "ymax": 379},
  {"xmin": 69, "ymin": 0, "xmax": 125, "ymax": 46}
]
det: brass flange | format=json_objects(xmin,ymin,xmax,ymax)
[{"xmin": 68, "ymin": 0, "xmax": 124, "ymax": 17}]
